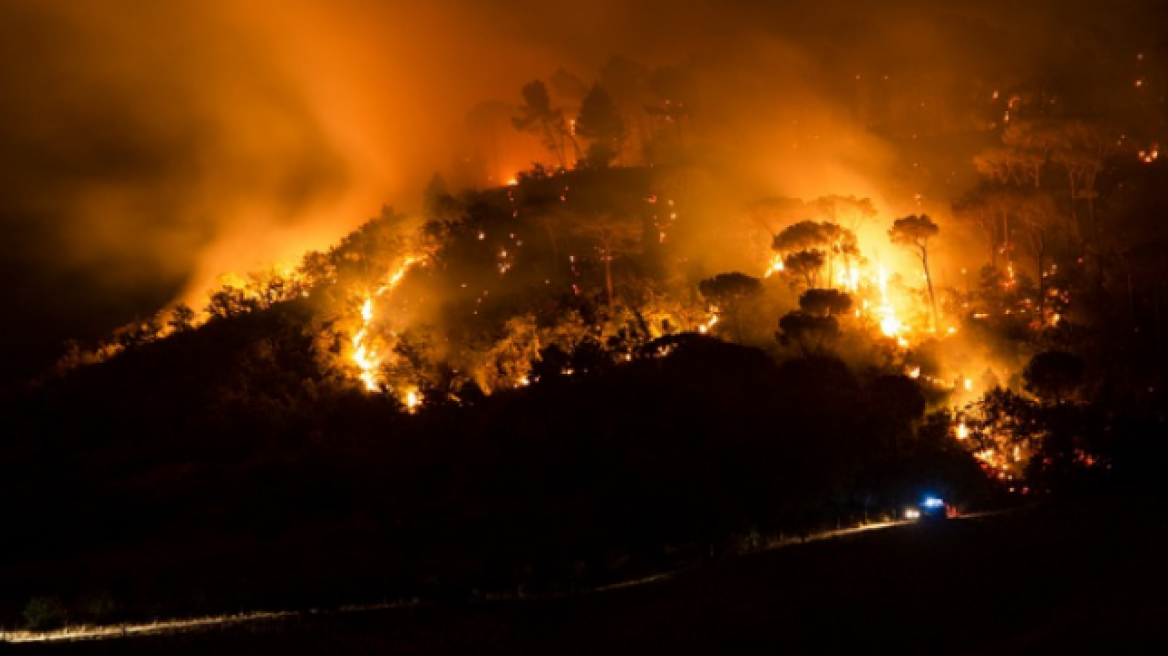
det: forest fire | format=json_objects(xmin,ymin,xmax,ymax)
[
  {"xmin": 350, "ymin": 254, "xmax": 426, "ymax": 393},
  {"xmin": 8, "ymin": 4, "xmax": 1166, "ymax": 650}
]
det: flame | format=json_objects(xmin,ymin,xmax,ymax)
[
  {"xmin": 876, "ymin": 263, "xmax": 903, "ymax": 339},
  {"xmin": 956, "ymin": 422, "xmax": 969, "ymax": 440},
  {"xmin": 698, "ymin": 308, "xmax": 720, "ymax": 334},
  {"xmin": 764, "ymin": 254, "xmax": 785, "ymax": 278},
  {"xmin": 351, "ymin": 255, "xmax": 425, "ymax": 392}
]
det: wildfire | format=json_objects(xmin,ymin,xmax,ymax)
[
  {"xmin": 876, "ymin": 264, "xmax": 904, "ymax": 341},
  {"xmin": 840, "ymin": 264, "xmax": 860, "ymax": 292},
  {"xmin": 698, "ymin": 308, "xmax": 720, "ymax": 334},
  {"xmin": 764, "ymin": 255, "xmax": 785, "ymax": 278},
  {"xmin": 351, "ymin": 255, "xmax": 425, "ymax": 393}
]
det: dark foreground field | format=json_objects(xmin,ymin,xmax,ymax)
[{"xmin": 11, "ymin": 490, "xmax": 1168, "ymax": 655}]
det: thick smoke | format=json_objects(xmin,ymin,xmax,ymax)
[{"xmin": 0, "ymin": 0, "xmax": 1161, "ymax": 379}]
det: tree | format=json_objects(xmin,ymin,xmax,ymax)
[
  {"xmin": 549, "ymin": 67, "xmax": 589, "ymax": 105},
  {"xmin": 952, "ymin": 187, "xmax": 1003, "ymax": 268},
  {"xmin": 1023, "ymin": 350, "xmax": 1084, "ymax": 405},
  {"xmin": 1016, "ymin": 192, "xmax": 1060, "ymax": 323},
  {"xmin": 889, "ymin": 214, "xmax": 940, "ymax": 332},
  {"xmin": 599, "ymin": 56, "xmax": 651, "ymax": 162},
  {"xmin": 772, "ymin": 220, "xmax": 858, "ymax": 290},
  {"xmin": 512, "ymin": 79, "xmax": 576, "ymax": 169},
  {"xmin": 773, "ymin": 220, "xmax": 829, "ymax": 253},
  {"xmin": 783, "ymin": 250, "xmax": 827, "ymax": 289},
  {"xmin": 573, "ymin": 213, "xmax": 642, "ymax": 317},
  {"xmin": 777, "ymin": 312, "xmax": 840, "ymax": 357},
  {"xmin": 644, "ymin": 65, "xmax": 693, "ymax": 164},
  {"xmin": 1049, "ymin": 119, "xmax": 1117, "ymax": 242},
  {"xmin": 699, "ymin": 273, "xmax": 763, "ymax": 343},
  {"xmin": 167, "ymin": 303, "xmax": 197, "ymax": 333},
  {"xmin": 867, "ymin": 374, "xmax": 926, "ymax": 456},
  {"xmin": 1000, "ymin": 119, "xmax": 1058, "ymax": 188},
  {"xmin": 575, "ymin": 84, "xmax": 627, "ymax": 168},
  {"xmin": 422, "ymin": 173, "xmax": 462, "ymax": 222},
  {"xmin": 814, "ymin": 195, "xmax": 877, "ymax": 233},
  {"xmin": 798, "ymin": 289, "xmax": 853, "ymax": 317}
]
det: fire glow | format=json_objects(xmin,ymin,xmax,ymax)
[{"xmin": 351, "ymin": 255, "xmax": 425, "ymax": 394}]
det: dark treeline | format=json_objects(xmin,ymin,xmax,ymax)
[{"xmin": 0, "ymin": 315, "xmax": 986, "ymax": 627}]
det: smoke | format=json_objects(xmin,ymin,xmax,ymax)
[{"xmin": 0, "ymin": 0, "xmax": 1160, "ymax": 379}]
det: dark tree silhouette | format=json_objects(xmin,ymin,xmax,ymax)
[
  {"xmin": 512, "ymin": 79, "xmax": 576, "ymax": 169},
  {"xmin": 573, "ymin": 213, "xmax": 642, "ymax": 317},
  {"xmin": 777, "ymin": 312, "xmax": 840, "ymax": 357},
  {"xmin": 1023, "ymin": 351, "xmax": 1085, "ymax": 405},
  {"xmin": 167, "ymin": 303, "xmax": 196, "ymax": 333},
  {"xmin": 699, "ymin": 273, "xmax": 763, "ymax": 343},
  {"xmin": 783, "ymin": 250, "xmax": 827, "ymax": 289},
  {"xmin": 575, "ymin": 84, "xmax": 627, "ymax": 168},
  {"xmin": 799, "ymin": 289, "xmax": 853, "ymax": 317},
  {"xmin": 868, "ymin": 374, "xmax": 926, "ymax": 455}
]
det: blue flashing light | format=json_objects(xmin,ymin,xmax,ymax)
[{"xmin": 922, "ymin": 497, "xmax": 945, "ymax": 508}]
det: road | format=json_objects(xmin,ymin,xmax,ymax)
[{"xmin": 12, "ymin": 499, "xmax": 1167, "ymax": 655}]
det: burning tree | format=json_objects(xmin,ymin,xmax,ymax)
[
  {"xmin": 771, "ymin": 220, "xmax": 859, "ymax": 291},
  {"xmin": 889, "ymin": 214, "xmax": 940, "ymax": 333}
]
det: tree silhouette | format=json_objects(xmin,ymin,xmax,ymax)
[
  {"xmin": 575, "ymin": 84, "xmax": 627, "ymax": 168},
  {"xmin": 772, "ymin": 220, "xmax": 858, "ymax": 289},
  {"xmin": 168, "ymin": 303, "xmax": 197, "ymax": 333},
  {"xmin": 1023, "ymin": 350, "xmax": 1084, "ymax": 405},
  {"xmin": 1016, "ymin": 192, "xmax": 1060, "ymax": 323},
  {"xmin": 699, "ymin": 273, "xmax": 763, "ymax": 343},
  {"xmin": 777, "ymin": 312, "xmax": 839, "ymax": 357},
  {"xmin": 512, "ymin": 79, "xmax": 576, "ymax": 169},
  {"xmin": 868, "ymin": 374, "xmax": 926, "ymax": 455},
  {"xmin": 799, "ymin": 289, "xmax": 853, "ymax": 317},
  {"xmin": 783, "ymin": 250, "xmax": 827, "ymax": 289},
  {"xmin": 573, "ymin": 213, "xmax": 642, "ymax": 317},
  {"xmin": 889, "ymin": 214, "xmax": 940, "ymax": 332}
]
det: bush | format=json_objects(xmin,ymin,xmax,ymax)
[{"xmin": 22, "ymin": 596, "xmax": 66, "ymax": 631}]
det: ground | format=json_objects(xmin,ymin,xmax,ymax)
[{"xmin": 10, "ymin": 489, "xmax": 1168, "ymax": 655}]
